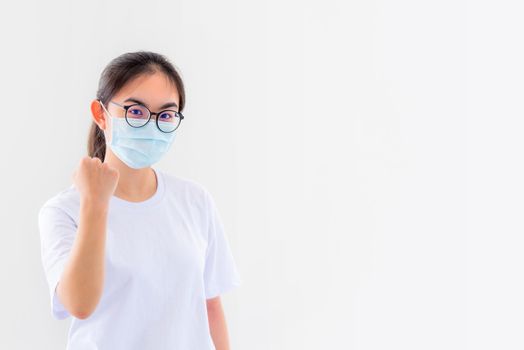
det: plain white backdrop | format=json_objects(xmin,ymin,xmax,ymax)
[{"xmin": 0, "ymin": 0, "xmax": 522, "ymax": 349}]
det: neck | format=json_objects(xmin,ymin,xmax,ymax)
[{"xmin": 103, "ymin": 149, "xmax": 157, "ymax": 202}]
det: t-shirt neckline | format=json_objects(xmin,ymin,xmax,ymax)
[{"xmin": 109, "ymin": 167, "xmax": 165, "ymax": 209}]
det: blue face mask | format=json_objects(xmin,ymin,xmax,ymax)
[{"xmin": 99, "ymin": 101, "xmax": 177, "ymax": 169}]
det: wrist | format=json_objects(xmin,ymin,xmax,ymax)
[{"xmin": 80, "ymin": 197, "xmax": 110, "ymax": 213}]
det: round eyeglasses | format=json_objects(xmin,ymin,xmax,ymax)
[{"xmin": 100, "ymin": 100, "xmax": 184, "ymax": 133}]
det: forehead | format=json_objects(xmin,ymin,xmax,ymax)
[{"xmin": 113, "ymin": 71, "xmax": 179, "ymax": 108}]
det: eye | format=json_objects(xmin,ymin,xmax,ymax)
[
  {"xmin": 159, "ymin": 112, "xmax": 173, "ymax": 120},
  {"xmin": 126, "ymin": 104, "xmax": 149, "ymax": 119},
  {"xmin": 129, "ymin": 108, "xmax": 143, "ymax": 115}
]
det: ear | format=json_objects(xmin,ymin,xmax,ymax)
[{"xmin": 90, "ymin": 99, "xmax": 107, "ymax": 130}]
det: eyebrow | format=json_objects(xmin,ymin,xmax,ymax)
[{"xmin": 123, "ymin": 97, "xmax": 178, "ymax": 110}]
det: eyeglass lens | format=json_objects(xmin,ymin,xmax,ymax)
[{"xmin": 126, "ymin": 104, "xmax": 180, "ymax": 132}]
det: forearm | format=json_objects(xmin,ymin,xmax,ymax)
[
  {"xmin": 207, "ymin": 302, "xmax": 231, "ymax": 350},
  {"xmin": 57, "ymin": 199, "xmax": 108, "ymax": 319}
]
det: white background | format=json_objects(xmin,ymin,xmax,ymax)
[{"xmin": 0, "ymin": 0, "xmax": 522, "ymax": 349}]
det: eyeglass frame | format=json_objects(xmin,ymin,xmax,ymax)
[{"xmin": 98, "ymin": 99, "xmax": 184, "ymax": 133}]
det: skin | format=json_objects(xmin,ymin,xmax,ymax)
[
  {"xmin": 58, "ymin": 158, "xmax": 118, "ymax": 320},
  {"xmin": 57, "ymin": 70, "xmax": 231, "ymax": 349},
  {"xmin": 206, "ymin": 296, "xmax": 232, "ymax": 349}
]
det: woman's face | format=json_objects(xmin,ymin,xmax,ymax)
[{"xmin": 94, "ymin": 71, "xmax": 180, "ymax": 143}]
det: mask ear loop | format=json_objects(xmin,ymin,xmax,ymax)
[
  {"xmin": 98, "ymin": 100, "xmax": 114, "ymax": 147},
  {"xmin": 98, "ymin": 100, "xmax": 113, "ymax": 120}
]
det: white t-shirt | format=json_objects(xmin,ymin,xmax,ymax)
[{"xmin": 38, "ymin": 167, "xmax": 242, "ymax": 349}]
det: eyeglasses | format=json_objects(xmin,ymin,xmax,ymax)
[{"xmin": 99, "ymin": 100, "xmax": 184, "ymax": 133}]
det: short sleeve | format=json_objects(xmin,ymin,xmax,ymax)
[
  {"xmin": 202, "ymin": 190, "xmax": 242, "ymax": 299},
  {"xmin": 38, "ymin": 205, "xmax": 76, "ymax": 320}
]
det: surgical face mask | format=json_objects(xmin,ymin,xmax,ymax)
[{"xmin": 99, "ymin": 101, "xmax": 177, "ymax": 169}]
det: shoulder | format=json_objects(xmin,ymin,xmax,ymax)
[
  {"xmin": 159, "ymin": 170, "xmax": 213, "ymax": 207},
  {"xmin": 38, "ymin": 184, "xmax": 81, "ymax": 223}
]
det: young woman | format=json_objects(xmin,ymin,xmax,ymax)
[{"xmin": 38, "ymin": 51, "xmax": 242, "ymax": 349}]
